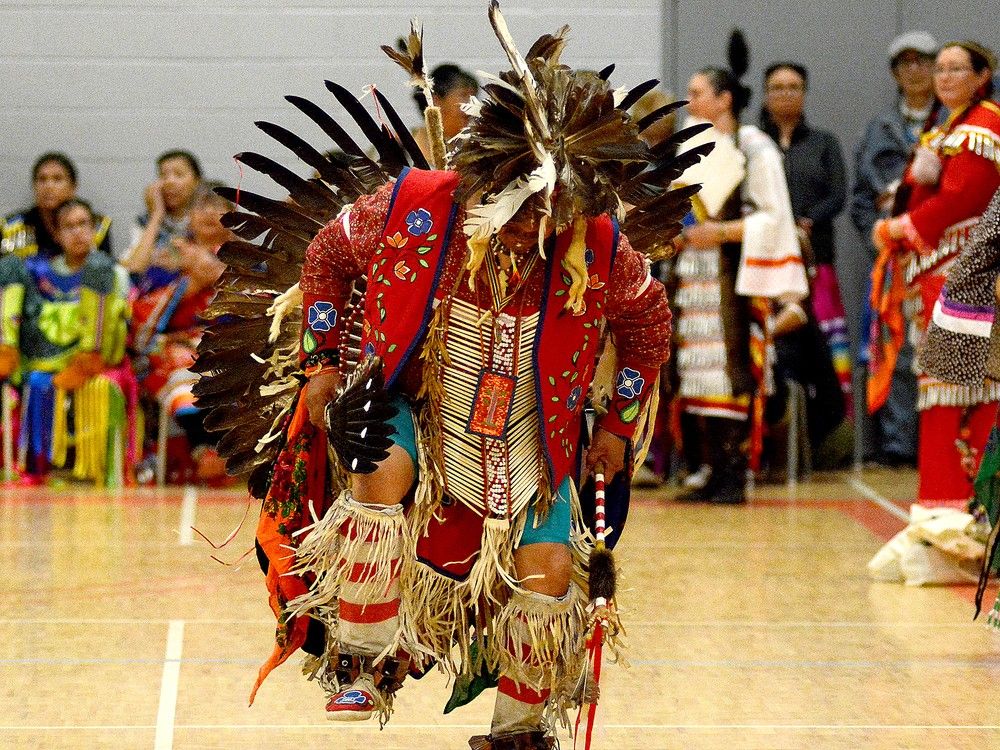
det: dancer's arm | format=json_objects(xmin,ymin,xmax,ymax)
[{"xmin": 599, "ymin": 233, "xmax": 671, "ymax": 440}]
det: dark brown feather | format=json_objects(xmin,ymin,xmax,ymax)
[
  {"xmin": 372, "ymin": 89, "xmax": 431, "ymax": 169},
  {"xmin": 323, "ymin": 81, "xmax": 407, "ymax": 171},
  {"xmin": 253, "ymin": 120, "xmax": 360, "ymax": 193},
  {"xmin": 234, "ymin": 152, "xmax": 341, "ymax": 223},
  {"xmin": 214, "ymin": 189, "xmax": 321, "ymax": 242},
  {"xmin": 636, "ymin": 101, "xmax": 687, "ymax": 133},
  {"xmin": 617, "ymin": 78, "xmax": 660, "ymax": 112}
]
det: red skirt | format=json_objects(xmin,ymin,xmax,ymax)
[{"xmin": 918, "ymin": 402, "xmax": 998, "ymax": 505}]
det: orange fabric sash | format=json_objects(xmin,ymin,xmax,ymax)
[
  {"xmin": 249, "ymin": 396, "xmax": 330, "ymax": 705},
  {"xmin": 867, "ymin": 238, "xmax": 906, "ymax": 414}
]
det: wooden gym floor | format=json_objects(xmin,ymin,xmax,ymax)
[{"xmin": 1, "ymin": 468, "xmax": 998, "ymax": 750}]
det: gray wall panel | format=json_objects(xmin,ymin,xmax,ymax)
[
  {"xmin": 1, "ymin": 0, "xmax": 996, "ymax": 297},
  {"xmin": 898, "ymin": 1, "xmax": 998, "ymax": 45},
  {"xmin": 1, "ymin": 1, "xmax": 663, "ymax": 248}
]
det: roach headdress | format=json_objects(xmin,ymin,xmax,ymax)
[
  {"xmin": 447, "ymin": 1, "xmax": 710, "ymax": 264},
  {"xmin": 195, "ymin": 0, "xmax": 710, "ymax": 482}
]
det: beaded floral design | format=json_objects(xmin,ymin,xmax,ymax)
[
  {"xmin": 307, "ymin": 301, "xmax": 337, "ymax": 332},
  {"xmin": 405, "ymin": 208, "xmax": 433, "ymax": 236},
  {"xmin": 616, "ymin": 367, "xmax": 645, "ymax": 399}
]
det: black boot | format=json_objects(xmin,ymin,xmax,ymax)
[{"xmin": 706, "ymin": 417, "xmax": 748, "ymax": 505}]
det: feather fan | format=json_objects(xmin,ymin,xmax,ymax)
[
  {"xmin": 195, "ymin": 72, "xmax": 429, "ymax": 491},
  {"xmin": 325, "ymin": 357, "xmax": 399, "ymax": 474}
]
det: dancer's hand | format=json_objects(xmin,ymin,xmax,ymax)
[
  {"xmin": 304, "ymin": 370, "xmax": 342, "ymax": 430},
  {"xmin": 585, "ymin": 428, "xmax": 626, "ymax": 480}
]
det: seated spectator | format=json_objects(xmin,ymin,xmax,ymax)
[
  {"xmin": 131, "ymin": 183, "xmax": 228, "ymax": 484},
  {"xmin": 0, "ymin": 198, "xmax": 137, "ymax": 486},
  {"xmin": 412, "ymin": 64, "xmax": 479, "ymax": 163},
  {"xmin": 2, "ymin": 153, "xmax": 112, "ymax": 259},
  {"xmin": 121, "ymin": 150, "xmax": 201, "ymax": 292}
]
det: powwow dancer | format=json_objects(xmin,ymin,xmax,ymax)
[
  {"xmin": 918, "ymin": 189, "xmax": 1000, "ymax": 627},
  {"xmin": 672, "ymin": 32, "xmax": 810, "ymax": 504},
  {"xmin": 870, "ymin": 41, "xmax": 1000, "ymax": 505},
  {"xmin": 194, "ymin": 5, "xmax": 708, "ymax": 747}
]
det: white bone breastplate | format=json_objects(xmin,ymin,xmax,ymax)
[{"xmin": 439, "ymin": 298, "xmax": 542, "ymax": 519}]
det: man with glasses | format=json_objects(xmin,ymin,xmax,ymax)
[{"xmin": 849, "ymin": 31, "xmax": 940, "ymax": 468}]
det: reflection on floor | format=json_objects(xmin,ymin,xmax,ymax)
[{"xmin": 1, "ymin": 467, "xmax": 998, "ymax": 750}]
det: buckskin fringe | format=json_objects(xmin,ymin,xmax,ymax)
[
  {"xmin": 468, "ymin": 517, "xmax": 520, "ymax": 605},
  {"xmin": 286, "ymin": 490, "xmax": 407, "ymax": 621},
  {"xmin": 917, "ymin": 380, "xmax": 1000, "ymax": 410},
  {"xmin": 416, "ymin": 299, "xmax": 451, "ymax": 508},
  {"xmin": 533, "ymin": 459, "xmax": 555, "ymax": 521},
  {"xmin": 400, "ymin": 510, "xmax": 530, "ymax": 675},
  {"xmin": 399, "ymin": 557, "xmax": 474, "ymax": 674},
  {"xmin": 493, "ymin": 584, "xmax": 587, "ymax": 696},
  {"xmin": 299, "ymin": 602, "xmax": 341, "ymax": 693}
]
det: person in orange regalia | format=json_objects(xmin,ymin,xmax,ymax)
[{"xmin": 871, "ymin": 40, "xmax": 1000, "ymax": 505}]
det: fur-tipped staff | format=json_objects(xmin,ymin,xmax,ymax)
[
  {"xmin": 588, "ymin": 468, "xmax": 617, "ymax": 619},
  {"xmin": 575, "ymin": 466, "xmax": 622, "ymax": 750}
]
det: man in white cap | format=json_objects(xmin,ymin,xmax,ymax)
[{"xmin": 849, "ymin": 30, "xmax": 939, "ymax": 467}]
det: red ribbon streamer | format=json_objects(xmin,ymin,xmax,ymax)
[{"xmin": 574, "ymin": 619, "xmax": 605, "ymax": 750}]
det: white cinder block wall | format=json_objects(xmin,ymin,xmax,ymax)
[{"xmin": 1, "ymin": 1, "xmax": 664, "ymax": 252}]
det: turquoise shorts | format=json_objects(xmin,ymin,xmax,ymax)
[
  {"xmin": 387, "ymin": 395, "xmax": 419, "ymax": 463},
  {"xmin": 388, "ymin": 397, "xmax": 571, "ymax": 548}
]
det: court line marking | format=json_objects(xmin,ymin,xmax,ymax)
[
  {"xmin": 847, "ymin": 477, "xmax": 909, "ymax": 522},
  {"xmin": 0, "ymin": 617, "xmax": 980, "ymax": 628},
  {"xmin": 5, "ymin": 724, "xmax": 1000, "ymax": 732},
  {"xmin": 153, "ymin": 619, "xmax": 184, "ymax": 750},
  {"xmin": 2, "ymin": 656, "xmax": 993, "ymax": 669},
  {"xmin": 178, "ymin": 485, "xmax": 197, "ymax": 546}
]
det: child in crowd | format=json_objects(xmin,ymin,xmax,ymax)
[
  {"xmin": 0, "ymin": 198, "xmax": 136, "ymax": 486},
  {"xmin": 122, "ymin": 150, "xmax": 202, "ymax": 294},
  {"xmin": 130, "ymin": 183, "xmax": 228, "ymax": 484}
]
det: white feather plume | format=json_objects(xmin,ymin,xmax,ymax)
[
  {"xmin": 463, "ymin": 152, "xmax": 556, "ymax": 241},
  {"xmin": 477, "ymin": 70, "xmax": 524, "ymax": 98},
  {"xmin": 460, "ymin": 95, "xmax": 484, "ymax": 118},
  {"xmin": 266, "ymin": 282, "xmax": 303, "ymax": 344},
  {"xmin": 487, "ymin": 1, "xmax": 551, "ymax": 142}
]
